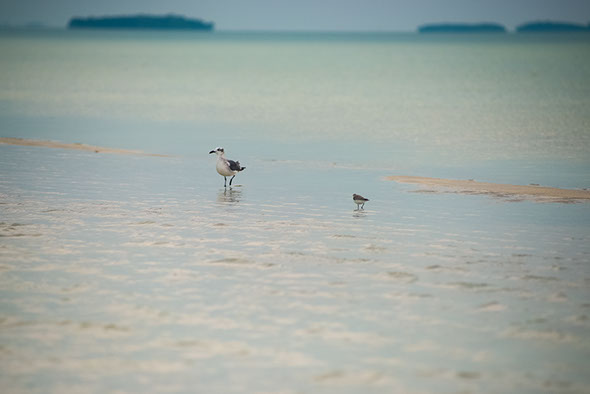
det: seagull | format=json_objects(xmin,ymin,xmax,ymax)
[
  {"xmin": 209, "ymin": 147, "xmax": 246, "ymax": 188},
  {"xmin": 353, "ymin": 194, "xmax": 369, "ymax": 210}
]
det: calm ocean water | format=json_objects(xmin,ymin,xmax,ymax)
[{"xmin": 1, "ymin": 29, "xmax": 590, "ymax": 393}]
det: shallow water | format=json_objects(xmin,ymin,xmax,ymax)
[
  {"xmin": 1, "ymin": 143, "xmax": 589, "ymax": 393},
  {"xmin": 1, "ymin": 30, "xmax": 590, "ymax": 393}
]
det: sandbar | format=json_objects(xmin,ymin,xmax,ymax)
[
  {"xmin": 0, "ymin": 137, "xmax": 169, "ymax": 157},
  {"xmin": 386, "ymin": 175, "xmax": 590, "ymax": 203}
]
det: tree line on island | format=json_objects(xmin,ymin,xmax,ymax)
[
  {"xmin": 66, "ymin": 14, "xmax": 589, "ymax": 33},
  {"xmin": 68, "ymin": 14, "xmax": 213, "ymax": 31},
  {"xmin": 418, "ymin": 21, "xmax": 590, "ymax": 33}
]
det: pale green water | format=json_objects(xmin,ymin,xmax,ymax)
[{"xmin": 1, "ymin": 29, "xmax": 590, "ymax": 393}]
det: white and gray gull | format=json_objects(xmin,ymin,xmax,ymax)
[{"xmin": 209, "ymin": 147, "xmax": 246, "ymax": 188}]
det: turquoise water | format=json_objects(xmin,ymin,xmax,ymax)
[{"xmin": 1, "ymin": 29, "xmax": 590, "ymax": 393}]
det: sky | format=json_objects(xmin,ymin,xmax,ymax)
[{"xmin": 0, "ymin": 0, "xmax": 589, "ymax": 31}]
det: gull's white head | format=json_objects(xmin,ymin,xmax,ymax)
[{"xmin": 209, "ymin": 147, "xmax": 225, "ymax": 156}]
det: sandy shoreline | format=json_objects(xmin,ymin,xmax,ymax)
[
  {"xmin": 387, "ymin": 175, "xmax": 590, "ymax": 203},
  {"xmin": 0, "ymin": 137, "xmax": 169, "ymax": 157}
]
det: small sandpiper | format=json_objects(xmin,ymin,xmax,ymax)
[
  {"xmin": 353, "ymin": 193, "xmax": 369, "ymax": 210},
  {"xmin": 209, "ymin": 147, "xmax": 246, "ymax": 187}
]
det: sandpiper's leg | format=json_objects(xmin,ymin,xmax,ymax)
[
  {"xmin": 224, "ymin": 177, "xmax": 227, "ymax": 188},
  {"xmin": 229, "ymin": 175, "xmax": 235, "ymax": 186},
  {"xmin": 361, "ymin": 203, "xmax": 365, "ymax": 209}
]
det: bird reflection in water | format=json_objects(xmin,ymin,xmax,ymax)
[
  {"xmin": 217, "ymin": 188, "xmax": 242, "ymax": 204},
  {"xmin": 352, "ymin": 209, "xmax": 368, "ymax": 219}
]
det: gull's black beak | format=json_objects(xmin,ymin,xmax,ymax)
[{"xmin": 209, "ymin": 150, "xmax": 215, "ymax": 154}]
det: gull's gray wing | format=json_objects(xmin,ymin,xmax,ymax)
[{"xmin": 227, "ymin": 159, "xmax": 242, "ymax": 171}]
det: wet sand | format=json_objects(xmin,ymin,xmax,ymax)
[
  {"xmin": 0, "ymin": 137, "xmax": 168, "ymax": 157},
  {"xmin": 386, "ymin": 175, "xmax": 590, "ymax": 203}
]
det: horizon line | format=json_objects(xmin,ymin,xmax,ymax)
[{"xmin": 2, "ymin": 23, "xmax": 590, "ymax": 34}]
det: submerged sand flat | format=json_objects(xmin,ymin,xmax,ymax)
[
  {"xmin": 387, "ymin": 175, "xmax": 590, "ymax": 203},
  {"xmin": 0, "ymin": 137, "xmax": 169, "ymax": 157},
  {"xmin": 2, "ymin": 139, "xmax": 590, "ymax": 393}
]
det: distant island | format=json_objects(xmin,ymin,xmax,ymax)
[
  {"xmin": 418, "ymin": 21, "xmax": 590, "ymax": 34},
  {"xmin": 68, "ymin": 14, "xmax": 214, "ymax": 31},
  {"xmin": 418, "ymin": 23, "xmax": 507, "ymax": 33},
  {"xmin": 516, "ymin": 21, "xmax": 590, "ymax": 33}
]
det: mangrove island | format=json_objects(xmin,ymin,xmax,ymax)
[
  {"xmin": 418, "ymin": 23, "xmax": 507, "ymax": 33},
  {"xmin": 516, "ymin": 21, "xmax": 590, "ymax": 33},
  {"xmin": 68, "ymin": 14, "xmax": 214, "ymax": 31}
]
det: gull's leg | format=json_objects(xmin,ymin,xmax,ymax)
[{"xmin": 229, "ymin": 175, "xmax": 235, "ymax": 186}]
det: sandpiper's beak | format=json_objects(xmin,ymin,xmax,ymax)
[{"xmin": 209, "ymin": 150, "xmax": 215, "ymax": 154}]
